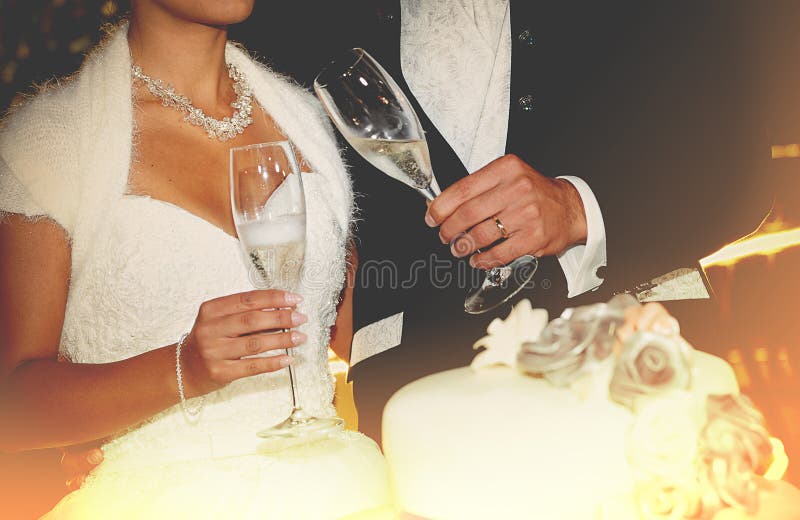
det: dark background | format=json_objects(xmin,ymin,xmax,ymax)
[
  {"xmin": 0, "ymin": 0, "xmax": 128, "ymax": 111},
  {"xmin": 1, "ymin": 1, "xmax": 799, "ymax": 518}
]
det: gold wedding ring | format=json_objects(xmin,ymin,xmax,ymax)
[{"xmin": 493, "ymin": 215, "xmax": 509, "ymax": 238}]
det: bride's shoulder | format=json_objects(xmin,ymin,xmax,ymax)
[
  {"xmin": 1, "ymin": 24, "xmax": 129, "ymax": 175},
  {"xmin": 1, "ymin": 24, "xmax": 121, "ymax": 158},
  {"xmin": 3, "ymin": 22, "xmax": 129, "ymax": 139},
  {"xmin": 0, "ymin": 60, "xmax": 93, "ymax": 236},
  {"xmin": 1, "ymin": 80, "xmax": 81, "ymax": 152},
  {"xmin": 11, "ymin": 30, "xmax": 126, "ymax": 126}
]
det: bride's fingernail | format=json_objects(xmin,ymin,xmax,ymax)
[
  {"xmin": 87, "ymin": 450, "xmax": 103, "ymax": 465},
  {"xmin": 290, "ymin": 311, "xmax": 308, "ymax": 326},
  {"xmin": 285, "ymin": 293, "xmax": 304, "ymax": 305},
  {"xmin": 425, "ymin": 213, "xmax": 436, "ymax": 227},
  {"xmin": 291, "ymin": 331, "xmax": 307, "ymax": 345},
  {"xmin": 280, "ymin": 357, "xmax": 294, "ymax": 368},
  {"xmin": 469, "ymin": 256, "xmax": 478, "ymax": 268}
]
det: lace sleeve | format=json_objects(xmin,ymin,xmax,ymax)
[
  {"xmin": 0, "ymin": 155, "xmax": 48, "ymax": 220},
  {"xmin": 0, "ymin": 95, "xmax": 80, "ymax": 237}
]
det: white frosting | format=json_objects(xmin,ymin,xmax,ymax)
[{"xmin": 383, "ymin": 352, "xmax": 739, "ymax": 519}]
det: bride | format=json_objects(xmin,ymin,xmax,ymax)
[{"xmin": 0, "ymin": 1, "xmax": 391, "ymax": 518}]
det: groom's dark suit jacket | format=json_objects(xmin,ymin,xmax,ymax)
[{"xmin": 236, "ymin": 1, "xmax": 775, "ymax": 444}]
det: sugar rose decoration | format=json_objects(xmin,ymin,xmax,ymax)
[
  {"xmin": 696, "ymin": 394, "xmax": 773, "ymax": 516},
  {"xmin": 516, "ymin": 295, "xmax": 636, "ymax": 386},
  {"xmin": 627, "ymin": 393, "xmax": 775, "ymax": 520},
  {"xmin": 627, "ymin": 394, "xmax": 705, "ymax": 519},
  {"xmin": 609, "ymin": 331, "xmax": 693, "ymax": 411}
]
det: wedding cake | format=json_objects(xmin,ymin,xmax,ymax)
[{"xmin": 382, "ymin": 297, "xmax": 786, "ymax": 519}]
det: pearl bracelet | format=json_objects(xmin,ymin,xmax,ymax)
[{"xmin": 176, "ymin": 332, "xmax": 205, "ymax": 419}]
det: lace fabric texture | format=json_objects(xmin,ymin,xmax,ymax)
[
  {"xmin": 400, "ymin": 0, "xmax": 511, "ymax": 173},
  {"xmin": 351, "ymin": 312, "xmax": 404, "ymax": 367}
]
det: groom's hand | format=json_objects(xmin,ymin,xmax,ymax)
[{"xmin": 424, "ymin": 154, "xmax": 587, "ymax": 269}]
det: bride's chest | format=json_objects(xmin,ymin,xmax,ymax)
[
  {"xmin": 65, "ymin": 174, "xmax": 346, "ymax": 328},
  {"xmin": 127, "ymin": 101, "xmax": 299, "ymax": 240}
]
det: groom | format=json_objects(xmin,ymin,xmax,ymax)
[{"xmin": 294, "ymin": 0, "xmax": 774, "ymax": 444}]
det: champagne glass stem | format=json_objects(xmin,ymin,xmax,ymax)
[
  {"xmin": 285, "ymin": 345, "xmax": 300, "ymax": 413},
  {"xmin": 420, "ymin": 184, "xmax": 440, "ymax": 201}
]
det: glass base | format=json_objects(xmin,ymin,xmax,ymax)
[
  {"xmin": 257, "ymin": 409, "xmax": 344, "ymax": 440},
  {"xmin": 464, "ymin": 255, "xmax": 538, "ymax": 314}
]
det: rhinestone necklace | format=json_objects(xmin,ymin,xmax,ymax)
[{"xmin": 131, "ymin": 62, "xmax": 254, "ymax": 141}]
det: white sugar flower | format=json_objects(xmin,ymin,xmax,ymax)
[{"xmin": 471, "ymin": 299, "xmax": 548, "ymax": 370}]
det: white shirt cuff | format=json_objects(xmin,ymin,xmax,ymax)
[{"xmin": 555, "ymin": 176, "xmax": 607, "ymax": 297}]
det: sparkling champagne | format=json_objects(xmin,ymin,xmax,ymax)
[
  {"xmin": 238, "ymin": 215, "xmax": 306, "ymax": 290},
  {"xmin": 349, "ymin": 137, "xmax": 433, "ymax": 190}
]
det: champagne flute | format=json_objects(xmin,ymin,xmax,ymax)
[
  {"xmin": 230, "ymin": 141, "xmax": 344, "ymax": 439},
  {"xmin": 314, "ymin": 49, "xmax": 538, "ymax": 314}
]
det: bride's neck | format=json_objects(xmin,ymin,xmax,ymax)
[{"xmin": 128, "ymin": 7, "xmax": 230, "ymax": 106}]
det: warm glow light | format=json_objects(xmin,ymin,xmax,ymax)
[
  {"xmin": 330, "ymin": 359, "xmax": 349, "ymax": 375},
  {"xmin": 771, "ymin": 143, "xmax": 800, "ymax": 159},
  {"xmin": 700, "ymin": 213, "xmax": 800, "ymax": 269},
  {"xmin": 726, "ymin": 349, "xmax": 751, "ymax": 390},
  {"xmin": 777, "ymin": 348, "xmax": 793, "ymax": 378},
  {"xmin": 328, "ymin": 349, "xmax": 358, "ymax": 430},
  {"xmin": 765, "ymin": 437, "xmax": 790, "ymax": 481},
  {"xmin": 328, "ymin": 348, "xmax": 349, "ymax": 376}
]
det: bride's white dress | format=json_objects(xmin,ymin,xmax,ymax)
[{"xmin": 42, "ymin": 174, "xmax": 390, "ymax": 519}]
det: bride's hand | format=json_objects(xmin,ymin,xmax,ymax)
[
  {"xmin": 61, "ymin": 444, "xmax": 103, "ymax": 491},
  {"xmin": 181, "ymin": 289, "xmax": 308, "ymax": 397}
]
